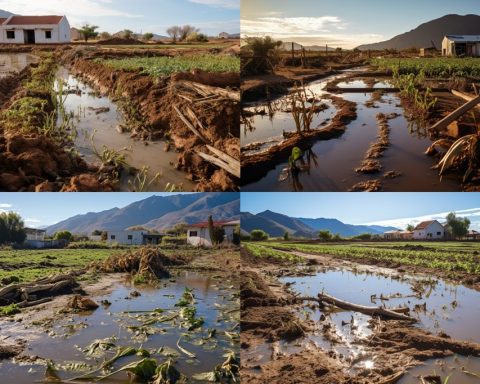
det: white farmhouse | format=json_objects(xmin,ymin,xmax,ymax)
[
  {"xmin": 442, "ymin": 35, "xmax": 480, "ymax": 57},
  {"xmin": 25, "ymin": 228, "xmax": 46, "ymax": 241},
  {"xmin": 187, "ymin": 220, "xmax": 239, "ymax": 247},
  {"xmin": 413, "ymin": 220, "xmax": 445, "ymax": 240},
  {"xmin": 106, "ymin": 230, "xmax": 164, "ymax": 245},
  {"xmin": 0, "ymin": 15, "xmax": 71, "ymax": 44}
]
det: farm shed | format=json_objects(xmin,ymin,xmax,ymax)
[
  {"xmin": 413, "ymin": 220, "xmax": 445, "ymax": 240},
  {"xmin": 187, "ymin": 220, "xmax": 239, "ymax": 247},
  {"xmin": 442, "ymin": 35, "xmax": 480, "ymax": 57},
  {"xmin": 0, "ymin": 15, "xmax": 71, "ymax": 44},
  {"xmin": 106, "ymin": 230, "xmax": 165, "ymax": 245},
  {"xmin": 383, "ymin": 230, "xmax": 413, "ymax": 240},
  {"xmin": 419, "ymin": 47, "xmax": 437, "ymax": 57}
]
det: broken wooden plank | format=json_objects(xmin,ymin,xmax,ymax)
[
  {"xmin": 176, "ymin": 80, "xmax": 240, "ymax": 102},
  {"xmin": 17, "ymin": 297, "xmax": 53, "ymax": 308},
  {"xmin": 205, "ymin": 145, "xmax": 240, "ymax": 178},
  {"xmin": 173, "ymin": 105, "xmax": 210, "ymax": 144},
  {"xmin": 197, "ymin": 151, "xmax": 241, "ymax": 178},
  {"xmin": 430, "ymin": 94, "xmax": 480, "ymax": 132},
  {"xmin": 451, "ymin": 89, "xmax": 480, "ymax": 110}
]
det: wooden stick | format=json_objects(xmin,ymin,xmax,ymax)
[
  {"xmin": 177, "ymin": 81, "xmax": 240, "ymax": 102},
  {"xmin": 197, "ymin": 152, "xmax": 240, "ymax": 178},
  {"xmin": 173, "ymin": 105, "xmax": 209, "ymax": 143},
  {"xmin": 206, "ymin": 145, "xmax": 240, "ymax": 177},
  {"xmin": 451, "ymin": 89, "xmax": 480, "ymax": 110},
  {"xmin": 17, "ymin": 297, "xmax": 53, "ymax": 308},
  {"xmin": 430, "ymin": 94, "xmax": 480, "ymax": 131}
]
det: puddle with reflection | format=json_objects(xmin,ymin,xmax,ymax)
[
  {"xmin": 0, "ymin": 53, "xmax": 38, "ymax": 78},
  {"xmin": 0, "ymin": 271, "xmax": 239, "ymax": 383},
  {"xmin": 54, "ymin": 66, "xmax": 194, "ymax": 191}
]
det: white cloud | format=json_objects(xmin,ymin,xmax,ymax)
[
  {"xmin": 188, "ymin": 0, "xmax": 239, "ymax": 10},
  {"xmin": 0, "ymin": 0, "xmax": 143, "ymax": 20},
  {"xmin": 365, "ymin": 208, "xmax": 480, "ymax": 230},
  {"xmin": 0, "ymin": 203, "xmax": 12, "ymax": 208},
  {"xmin": 25, "ymin": 218, "xmax": 41, "ymax": 224}
]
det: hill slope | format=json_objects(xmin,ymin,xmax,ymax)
[
  {"xmin": 46, "ymin": 193, "xmax": 239, "ymax": 235},
  {"xmin": 357, "ymin": 14, "xmax": 480, "ymax": 50},
  {"xmin": 0, "ymin": 10, "xmax": 13, "ymax": 18}
]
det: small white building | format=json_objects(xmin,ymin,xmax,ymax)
[
  {"xmin": 413, "ymin": 220, "xmax": 445, "ymax": 240},
  {"xmin": 25, "ymin": 228, "xmax": 46, "ymax": 241},
  {"xmin": 384, "ymin": 230, "xmax": 413, "ymax": 240},
  {"xmin": 219, "ymin": 32, "xmax": 230, "ymax": 39},
  {"xmin": 187, "ymin": 220, "xmax": 239, "ymax": 247},
  {"xmin": 0, "ymin": 15, "xmax": 71, "ymax": 44},
  {"xmin": 442, "ymin": 35, "xmax": 480, "ymax": 57},
  {"xmin": 106, "ymin": 230, "xmax": 164, "ymax": 245}
]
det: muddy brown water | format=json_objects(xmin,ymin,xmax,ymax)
[
  {"xmin": 242, "ymin": 268, "xmax": 480, "ymax": 378},
  {"xmin": 55, "ymin": 67, "xmax": 194, "ymax": 191},
  {"xmin": 242, "ymin": 76, "xmax": 462, "ymax": 191},
  {"xmin": 0, "ymin": 271, "xmax": 239, "ymax": 383},
  {"xmin": 0, "ymin": 53, "xmax": 38, "ymax": 78}
]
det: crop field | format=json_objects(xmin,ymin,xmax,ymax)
[
  {"xmin": 371, "ymin": 57, "xmax": 480, "ymax": 77},
  {"xmin": 243, "ymin": 242, "xmax": 303, "ymax": 262},
  {"xmin": 97, "ymin": 54, "xmax": 240, "ymax": 76},
  {"xmin": 249, "ymin": 241, "xmax": 480, "ymax": 274}
]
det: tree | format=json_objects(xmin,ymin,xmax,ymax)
[
  {"xmin": 167, "ymin": 26, "xmax": 181, "ymax": 42},
  {"xmin": 79, "ymin": 24, "xmax": 99, "ymax": 42},
  {"xmin": 99, "ymin": 32, "xmax": 111, "ymax": 40},
  {"xmin": 446, "ymin": 212, "xmax": 470, "ymax": 239},
  {"xmin": 283, "ymin": 231, "xmax": 289, "ymax": 241},
  {"xmin": 127, "ymin": 226, "xmax": 150, "ymax": 232},
  {"xmin": 233, "ymin": 225, "xmax": 240, "ymax": 245},
  {"xmin": 250, "ymin": 229, "xmax": 268, "ymax": 241},
  {"xmin": 54, "ymin": 231, "xmax": 73, "ymax": 242},
  {"xmin": 333, "ymin": 233, "xmax": 342, "ymax": 241},
  {"xmin": 179, "ymin": 25, "xmax": 199, "ymax": 41},
  {"xmin": 0, "ymin": 212, "xmax": 26, "ymax": 245},
  {"xmin": 318, "ymin": 230, "xmax": 333, "ymax": 242},
  {"xmin": 92, "ymin": 229, "xmax": 102, "ymax": 236},
  {"xmin": 211, "ymin": 226, "xmax": 225, "ymax": 245},
  {"xmin": 353, "ymin": 233, "xmax": 372, "ymax": 241},
  {"xmin": 185, "ymin": 32, "xmax": 208, "ymax": 42},
  {"xmin": 243, "ymin": 36, "xmax": 282, "ymax": 74},
  {"xmin": 123, "ymin": 29, "xmax": 134, "ymax": 39},
  {"xmin": 143, "ymin": 33, "xmax": 154, "ymax": 41},
  {"xmin": 406, "ymin": 224, "xmax": 415, "ymax": 232}
]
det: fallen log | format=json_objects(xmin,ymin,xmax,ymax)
[
  {"xmin": 17, "ymin": 297, "xmax": 52, "ymax": 308},
  {"xmin": 451, "ymin": 89, "xmax": 480, "ymax": 110},
  {"xmin": 297, "ymin": 292, "xmax": 416, "ymax": 321},
  {"xmin": 175, "ymin": 80, "xmax": 240, "ymax": 102}
]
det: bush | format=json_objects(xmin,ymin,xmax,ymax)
[
  {"xmin": 0, "ymin": 212, "xmax": 26, "ymax": 245},
  {"xmin": 54, "ymin": 231, "xmax": 73, "ymax": 242},
  {"xmin": 318, "ymin": 230, "xmax": 333, "ymax": 242},
  {"xmin": 186, "ymin": 32, "xmax": 208, "ymax": 42},
  {"xmin": 242, "ymin": 36, "xmax": 282, "ymax": 75},
  {"xmin": 352, "ymin": 233, "xmax": 372, "ymax": 241},
  {"xmin": 250, "ymin": 229, "xmax": 269, "ymax": 241}
]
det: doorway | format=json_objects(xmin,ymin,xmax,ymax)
[{"xmin": 24, "ymin": 30, "xmax": 35, "ymax": 44}]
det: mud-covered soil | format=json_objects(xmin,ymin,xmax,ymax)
[{"xmin": 240, "ymin": 248, "xmax": 480, "ymax": 384}]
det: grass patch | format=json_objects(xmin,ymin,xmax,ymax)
[
  {"xmin": 244, "ymin": 243, "xmax": 303, "ymax": 263},
  {"xmin": 0, "ymin": 303, "xmax": 20, "ymax": 316},
  {"xmin": 97, "ymin": 55, "xmax": 240, "ymax": 76}
]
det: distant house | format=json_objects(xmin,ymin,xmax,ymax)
[
  {"xmin": 0, "ymin": 15, "xmax": 71, "ymax": 44},
  {"xmin": 25, "ymin": 228, "xmax": 66, "ymax": 249},
  {"xmin": 383, "ymin": 230, "xmax": 413, "ymax": 240},
  {"xmin": 465, "ymin": 230, "xmax": 480, "ymax": 241},
  {"xmin": 419, "ymin": 47, "xmax": 437, "ymax": 57},
  {"xmin": 70, "ymin": 27, "xmax": 81, "ymax": 41},
  {"xmin": 187, "ymin": 220, "xmax": 239, "ymax": 247},
  {"xmin": 442, "ymin": 35, "xmax": 480, "ymax": 57},
  {"xmin": 106, "ymin": 230, "xmax": 164, "ymax": 245},
  {"xmin": 413, "ymin": 220, "xmax": 445, "ymax": 240},
  {"xmin": 219, "ymin": 32, "xmax": 230, "ymax": 39},
  {"xmin": 25, "ymin": 228, "xmax": 46, "ymax": 241}
]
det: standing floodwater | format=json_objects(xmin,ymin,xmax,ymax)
[
  {"xmin": 0, "ymin": 53, "xmax": 38, "ymax": 78},
  {"xmin": 54, "ymin": 67, "xmax": 194, "ymax": 191}
]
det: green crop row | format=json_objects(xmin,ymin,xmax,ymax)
[
  {"xmin": 371, "ymin": 57, "xmax": 480, "ymax": 78},
  {"xmin": 243, "ymin": 243, "xmax": 303, "ymax": 263},
  {"xmin": 97, "ymin": 55, "xmax": 240, "ymax": 76}
]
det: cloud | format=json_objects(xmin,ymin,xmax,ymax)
[
  {"xmin": 25, "ymin": 218, "xmax": 41, "ymax": 224},
  {"xmin": 188, "ymin": 0, "xmax": 239, "ymax": 10},
  {"xmin": 0, "ymin": 0, "xmax": 143, "ymax": 19},
  {"xmin": 0, "ymin": 203, "xmax": 12, "ymax": 208},
  {"xmin": 364, "ymin": 208, "xmax": 480, "ymax": 230},
  {"xmin": 147, "ymin": 19, "xmax": 239, "ymax": 35}
]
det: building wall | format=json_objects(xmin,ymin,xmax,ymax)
[
  {"xmin": 413, "ymin": 222, "xmax": 444, "ymax": 239},
  {"xmin": 107, "ymin": 231, "xmax": 145, "ymax": 245},
  {"xmin": 26, "ymin": 232, "xmax": 45, "ymax": 241},
  {"xmin": 0, "ymin": 17, "xmax": 71, "ymax": 44},
  {"xmin": 187, "ymin": 227, "xmax": 212, "ymax": 247}
]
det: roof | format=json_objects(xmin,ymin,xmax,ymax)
[
  {"xmin": 384, "ymin": 230, "xmax": 400, "ymax": 234},
  {"xmin": 25, "ymin": 227, "xmax": 46, "ymax": 233},
  {"xmin": 189, "ymin": 220, "xmax": 237, "ymax": 228},
  {"xmin": 414, "ymin": 220, "xmax": 441, "ymax": 230},
  {"xmin": 4, "ymin": 15, "xmax": 64, "ymax": 26},
  {"xmin": 444, "ymin": 35, "xmax": 480, "ymax": 43},
  {"xmin": 0, "ymin": 18, "xmax": 7, "ymax": 24}
]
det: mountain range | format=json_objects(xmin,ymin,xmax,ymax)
[
  {"xmin": 241, "ymin": 210, "xmax": 398, "ymax": 237},
  {"xmin": 0, "ymin": 9, "xmax": 13, "ymax": 18},
  {"xmin": 46, "ymin": 193, "xmax": 240, "ymax": 235},
  {"xmin": 357, "ymin": 14, "xmax": 480, "ymax": 51}
]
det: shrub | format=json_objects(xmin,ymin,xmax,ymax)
[{"xmin": 250, "ymin": 229, "xmax": 269, "ymax": 241}]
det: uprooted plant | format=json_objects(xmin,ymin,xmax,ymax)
[{"xmin": 289, "ymin": 83, "xmax": 318, "ymax": 132}]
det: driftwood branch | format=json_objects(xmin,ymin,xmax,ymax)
[
  {"xmin": 297, "ymin": 292, "xmax": 416, "ymax": 321},
  {"xmin": 430, "ymin": 94, "xmax": 480, "ymax": 131},
  {"xmin": 197, "ymin": 145, "xmax": 240, "ymax": 178},
  {"xmin": 451, "ymin": 89, "xmax": 480, "ymax": 111},
  {"xmin": 173, "ymin": 105, "xmax": 210, "ymax": 143},
  {"xmin": 175, "ymin": 80, "xmax": 240, "ymax": 102}
]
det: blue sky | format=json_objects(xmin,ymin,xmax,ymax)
[
  {"xmin": 241, "ymin": 193, "xmax": 480, "ymax": 230},
  {"xmin": 0, "ymin": 193, "xmax": 194, "ymax": 228},
  {"xmin": 241, "ymin": 0, "xmax": 480, "ymax": 48},
  {"xmin": 0, "ymin": 0, "xmax": 239, "ymax": 35}
]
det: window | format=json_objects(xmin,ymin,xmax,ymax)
[
  {"xmin": 190, "ymin": 231, "xmax": 198, "ymax": 237},
  {"xmin": 128, "ymin": 235, "xmax": 133, "ymax": 240},
  {"xmin": 6, "ymin": 30, "xmax": 15, "ymax": 39},
  {"xmin": 110, "ymin": 235, "xmax": 116, "ymax": 240},
  {"xmin": 45, "ymin": 30, "xmax": 52, "ymax": 39},
  {"xmin": 437, "ymin": 232, "xmax": 441, "ymax": 236}
]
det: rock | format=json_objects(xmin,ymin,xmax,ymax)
[
  {"xmin": 130, "ymin": 290, "xmax": 141, "ymax": 297},
  {"xmin": 35, "ymin": 181, "xmax": 57, "ymax": 192},
  {"xmin": 68, "ymin": 295, "xmax": 99, "ymax": 311},
  {"xmin": 0, "ymin": 173, "xmax": 26, "ymax": 191},
  {"xmin": 61, "ymin": 174, "xmax": 101, "ymax": 192}
]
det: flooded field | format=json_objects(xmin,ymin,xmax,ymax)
[
  {"xmin": 0, "ymin": 53, "xmax": 38, "ymax": 78},
  {"xmin": 0, "ymin": 271, "xmax": 239, "ymax": 383},
  {"xmin": 241, "ymin": 72, "xmax": 462, "ymax": 192},
  {"xmin": 54, "ymin": 67, "xmax": 194, "ymax": 191}
]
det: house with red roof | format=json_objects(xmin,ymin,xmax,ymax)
[
  {"xmin": 187, "ymin": 220, "xmax": 240, "ymax": 247},
  {"xmin": 413, "ymin": 220, "xmax": 445, "ymax": 240},
  {"xmin": 0, "ymin": 15, "xmax": 71, "ymax": 44}
]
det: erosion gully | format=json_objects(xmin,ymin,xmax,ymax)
[
  {"xmin": 0, "ymin": 271, "xmax": 239, "ymax": 383},
  {"xmin": 244, "ymin": 263, "xmax": 480, "ymax": 383},
  {"xmin": 241, "ymin": 70, "xmax": 461, "ymax": 192},
  {"xmin": 0, "ymin": 53, "xmax": 38, "ymax": 78},
  {"xmin": 55, "ymin": 66, "xmax": 194, "ymax": 191}
]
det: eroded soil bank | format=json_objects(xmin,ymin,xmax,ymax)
[{"xmin": 240, "ymin": 247, "xmax": 480, "ymax": 384}]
